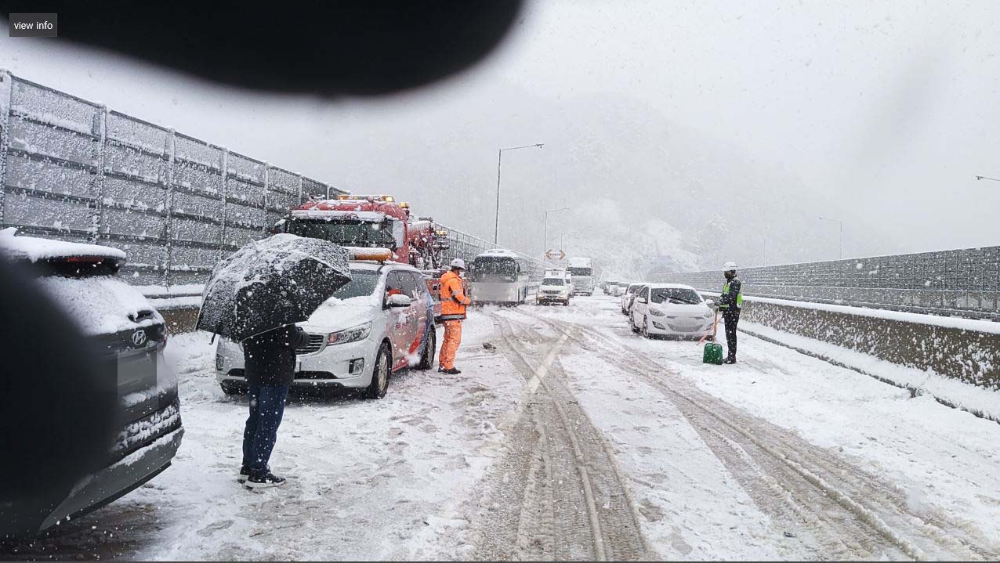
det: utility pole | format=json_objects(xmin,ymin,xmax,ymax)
[{"xmin": 495, "ymin": 143, "xmax": 544, "ymax": 245}]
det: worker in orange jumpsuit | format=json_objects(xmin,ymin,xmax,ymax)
[{"xmin": 438, "ymin": 258, "xmax": 471, "ymax": 374}]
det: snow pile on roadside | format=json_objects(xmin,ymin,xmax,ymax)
[
  {"xmin": 736, "ymin": 294, "xmax": 1000, "ymax": 335},
  {"xmin": 740, "ymin": 321, "xmax": 1000, "ymax": 423}
]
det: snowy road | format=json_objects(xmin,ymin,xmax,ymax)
[{"xmin": 5, "ymin": 294, "xmax": 1000, "ymax": 560}]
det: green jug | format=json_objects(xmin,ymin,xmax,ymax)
[{"xmin": 703, "ymin": 342, "xmax": 724, "ymax": 365}]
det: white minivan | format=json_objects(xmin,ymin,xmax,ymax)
[
  {"xmin": 629, "ymin": 283, "xmax": 716, "ymax": 339},
  {"xmin": 216, "ymin": 261, "xmax": 436, "ymax": 399}
]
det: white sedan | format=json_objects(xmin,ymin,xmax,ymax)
[{"xmin": 629, "ymin": 283, "xmax": 716, "ymax": 339}]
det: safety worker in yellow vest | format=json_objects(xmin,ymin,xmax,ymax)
[
  {"xmin": 719, "ymin": 261, "xmax": 743, "ymax": 364},
  {"xmin": 438, "ymin": 258, "xmax": 471, "ymax": 374}
]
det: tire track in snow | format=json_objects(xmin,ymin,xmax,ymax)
[
  {"xmin": 471, "ymin": 313, "xmax": 651, "ymax": 560},
  {"xmin": 518, "ymin": 307, "xmax": 1000, "ymax": 561}
]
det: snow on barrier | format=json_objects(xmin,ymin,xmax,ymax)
[
  {"xmin": 0, "ymin": 70, "xmax": 348, "ymax": 287},
  {"xmin": 0, "ymin": 71, "xmax": 547, "ymax": 297},
  {"xmin": 703, "ymin": 292, "xmax": 1000, "ymax": 422},
  {"xmin": 667, "ymin": 248, "xmax": 1000, "ymax": 321}
]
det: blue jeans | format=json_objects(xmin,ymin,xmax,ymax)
[{"xmin": 242, "ymin": 383, "xmax": 289, "ymax": 477}]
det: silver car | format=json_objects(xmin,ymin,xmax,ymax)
[{"xmin": 216, "ymin": 261, "xmax": 436, "ymax": 399}]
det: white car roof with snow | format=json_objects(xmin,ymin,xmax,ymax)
[{"xmin": 0, "ymin": 228, "xmax": 127, "ymax": 263}]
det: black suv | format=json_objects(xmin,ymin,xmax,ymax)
[{"xmin": 0, "ymin": 230, "xmax": 183, "ymax": 536}]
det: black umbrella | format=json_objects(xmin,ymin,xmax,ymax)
[{"xmin": 197, "ymin": 234, "xmax": 351, "ymax": 342}]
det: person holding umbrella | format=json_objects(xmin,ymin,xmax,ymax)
[
  {"xmin": 197, "ymin": 234, "xmax": 351, "ymax": 489},
  {"xmin": 238, "ymin": 324, "xmax": 309, "ymax": 488}
]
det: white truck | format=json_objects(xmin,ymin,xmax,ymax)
[{"xmin": 567, "ymin": 257, "xmax": 594, "ymax": 296}]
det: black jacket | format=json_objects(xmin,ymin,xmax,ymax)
[{"xmin": 242, "ymin": 325, "xmax": 309, "ymax": 386}]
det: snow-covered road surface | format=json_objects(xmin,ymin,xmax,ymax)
[{"xmin": 5, "ymin": 294, "xmax": 1000, "ymax": 560}]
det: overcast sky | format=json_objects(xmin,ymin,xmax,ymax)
[{"xmin": 1, "ymin": 0, "xmax": 998, "ymax": 261}]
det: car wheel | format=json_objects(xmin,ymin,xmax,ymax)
[
  {"xmin": 630, "ymin": 315, "xmax": 639, "ymax": 333},
  {"xmin": 416, "ymin": 326, "xmax": 435, "ymax": 370},
  {"xmin": 641, "ymin": 317, "xmax": 650, "ymax": 338},
  {"xmin": 564, "ymin": 299, "xmax": 570, "ymax": 306},
  {"xmin": 364, "ymin": 343, "xmax": 391, "ymax": 400}
]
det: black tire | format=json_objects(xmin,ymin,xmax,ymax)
[
  {"xmin": 220, "ymin": 381, "xmax": 244, "ymax": 395},
  {"xmin": 364, "ymin": 343, "xmax": 391, "ymax": 400},
  {"xmin": 629, "ymin": 314, "xmax": 639, "ymax": 333},
  {"xmin": 641, "ymin": 316, "xmax": 650, "ymax": 339},
  {"xmin": 564, "ymin": 299, "xmax": 570, "ymax": 306},
  {"xmin": 416, "ymin": 325, "xmax": 436, "ymax": 370}
]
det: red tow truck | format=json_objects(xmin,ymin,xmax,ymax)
[
  {"xmin": 274, "ymin": 194, "xmax": 449, "ymax": 270},
  {"xmin": 272, "ymin": 194, "xmax": 451, "ymax": 317}
]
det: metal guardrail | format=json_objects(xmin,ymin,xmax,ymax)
[
  {"xmin": 0, "ymin": 70, "xmax": 347, "ymax": 286},
  {"xmin": 666, "ymin": 248, "xmax": 1000, "ymax": 321}
]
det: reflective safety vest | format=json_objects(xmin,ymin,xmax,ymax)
[
  {"xmin": 720, "ymin": 279, "xmax": 743, "ymax": 310},
  {"xmin": 439, "ymin": 270, "xmax": 470, "ymax": 320}
]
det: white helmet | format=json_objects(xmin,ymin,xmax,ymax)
[
  {"xmin": 723, "ymin": 261, "xmax": 737, "ymax": 271},
  {"xmin": 450, "ymin": 258, "xmax": 466, "ymax": 270}
]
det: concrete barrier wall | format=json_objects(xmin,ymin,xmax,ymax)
[{"xmin": 729, "ymin": 296, "xmax": 1000, "ymax": 392}]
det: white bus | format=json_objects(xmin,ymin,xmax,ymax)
[
  {"xmin": 568, "ymin": 257, "xmax": 594, "ymax": 296},
  {"xmin": 469, "ymin": 249, "xmax": 530, "ymax": 305}
]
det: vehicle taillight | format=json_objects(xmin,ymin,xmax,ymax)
[{"xmin": 65, "ymin": 256, "xmax": 105, "ymax": 264}]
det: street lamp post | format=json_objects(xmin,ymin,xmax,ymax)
[
  {"xmin": 818, "ymin": 215, "xmax": 844, "ymax": 260},
  {"xmin": 543, "ymin": 206, "xmax": 570, "ymax": 260},
  {"xmin": 495, "ymin": 143, "xmax": 544, "ymax": 245},
  {"xmin": 975, "ymin": 175, "xmax": 1000, "ymax": 183}
]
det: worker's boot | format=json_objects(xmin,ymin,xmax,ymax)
[{"xmin": 723, "ymin": 355, "xmax": 737, "ymax": 364}]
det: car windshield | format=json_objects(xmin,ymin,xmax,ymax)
[
  {"xmin": 650, "ymin": 288, "xmax": 702, "ymax": 305},
  {"xmin": 543, "ymin": 278, "xmax": 564, "ymax": 286},
  {"xmin": 330, "ymin": 270, "xmax": 380, "ymax": 299},
  {"xmin": 285, "ymin": 219, "xmax": 395, "ymax": 248},
  {"xmin": 470, "ymin": 256, "xmax": 518, "ymax": 282}
]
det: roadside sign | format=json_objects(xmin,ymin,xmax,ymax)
[{"xmin": 545, "ymin": 249, "xmax": 565, "ymax": 260}]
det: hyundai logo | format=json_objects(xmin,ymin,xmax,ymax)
[{"xmin": 131, "ymin": 330, "xmax": 148, "ymax": 347}]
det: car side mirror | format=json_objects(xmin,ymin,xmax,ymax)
[
  {"xmin": 387, "ymin": 294, "xmax": 411, "ymax": 308},
  {"xmin": 636, "ymin": 297, "xmax": 647, "ymax": 304},
  {"xmin": 705, "ymin": 299, "xmax": 715, "ymax": 307}
]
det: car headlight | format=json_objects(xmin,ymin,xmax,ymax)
[
  {"xmin": 328, "ymin": 322, "xmax": 372, "ymax": 345},
  {"xmin": 648, "ymin": 308, "xmax": 665, "ymax": 317}
]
